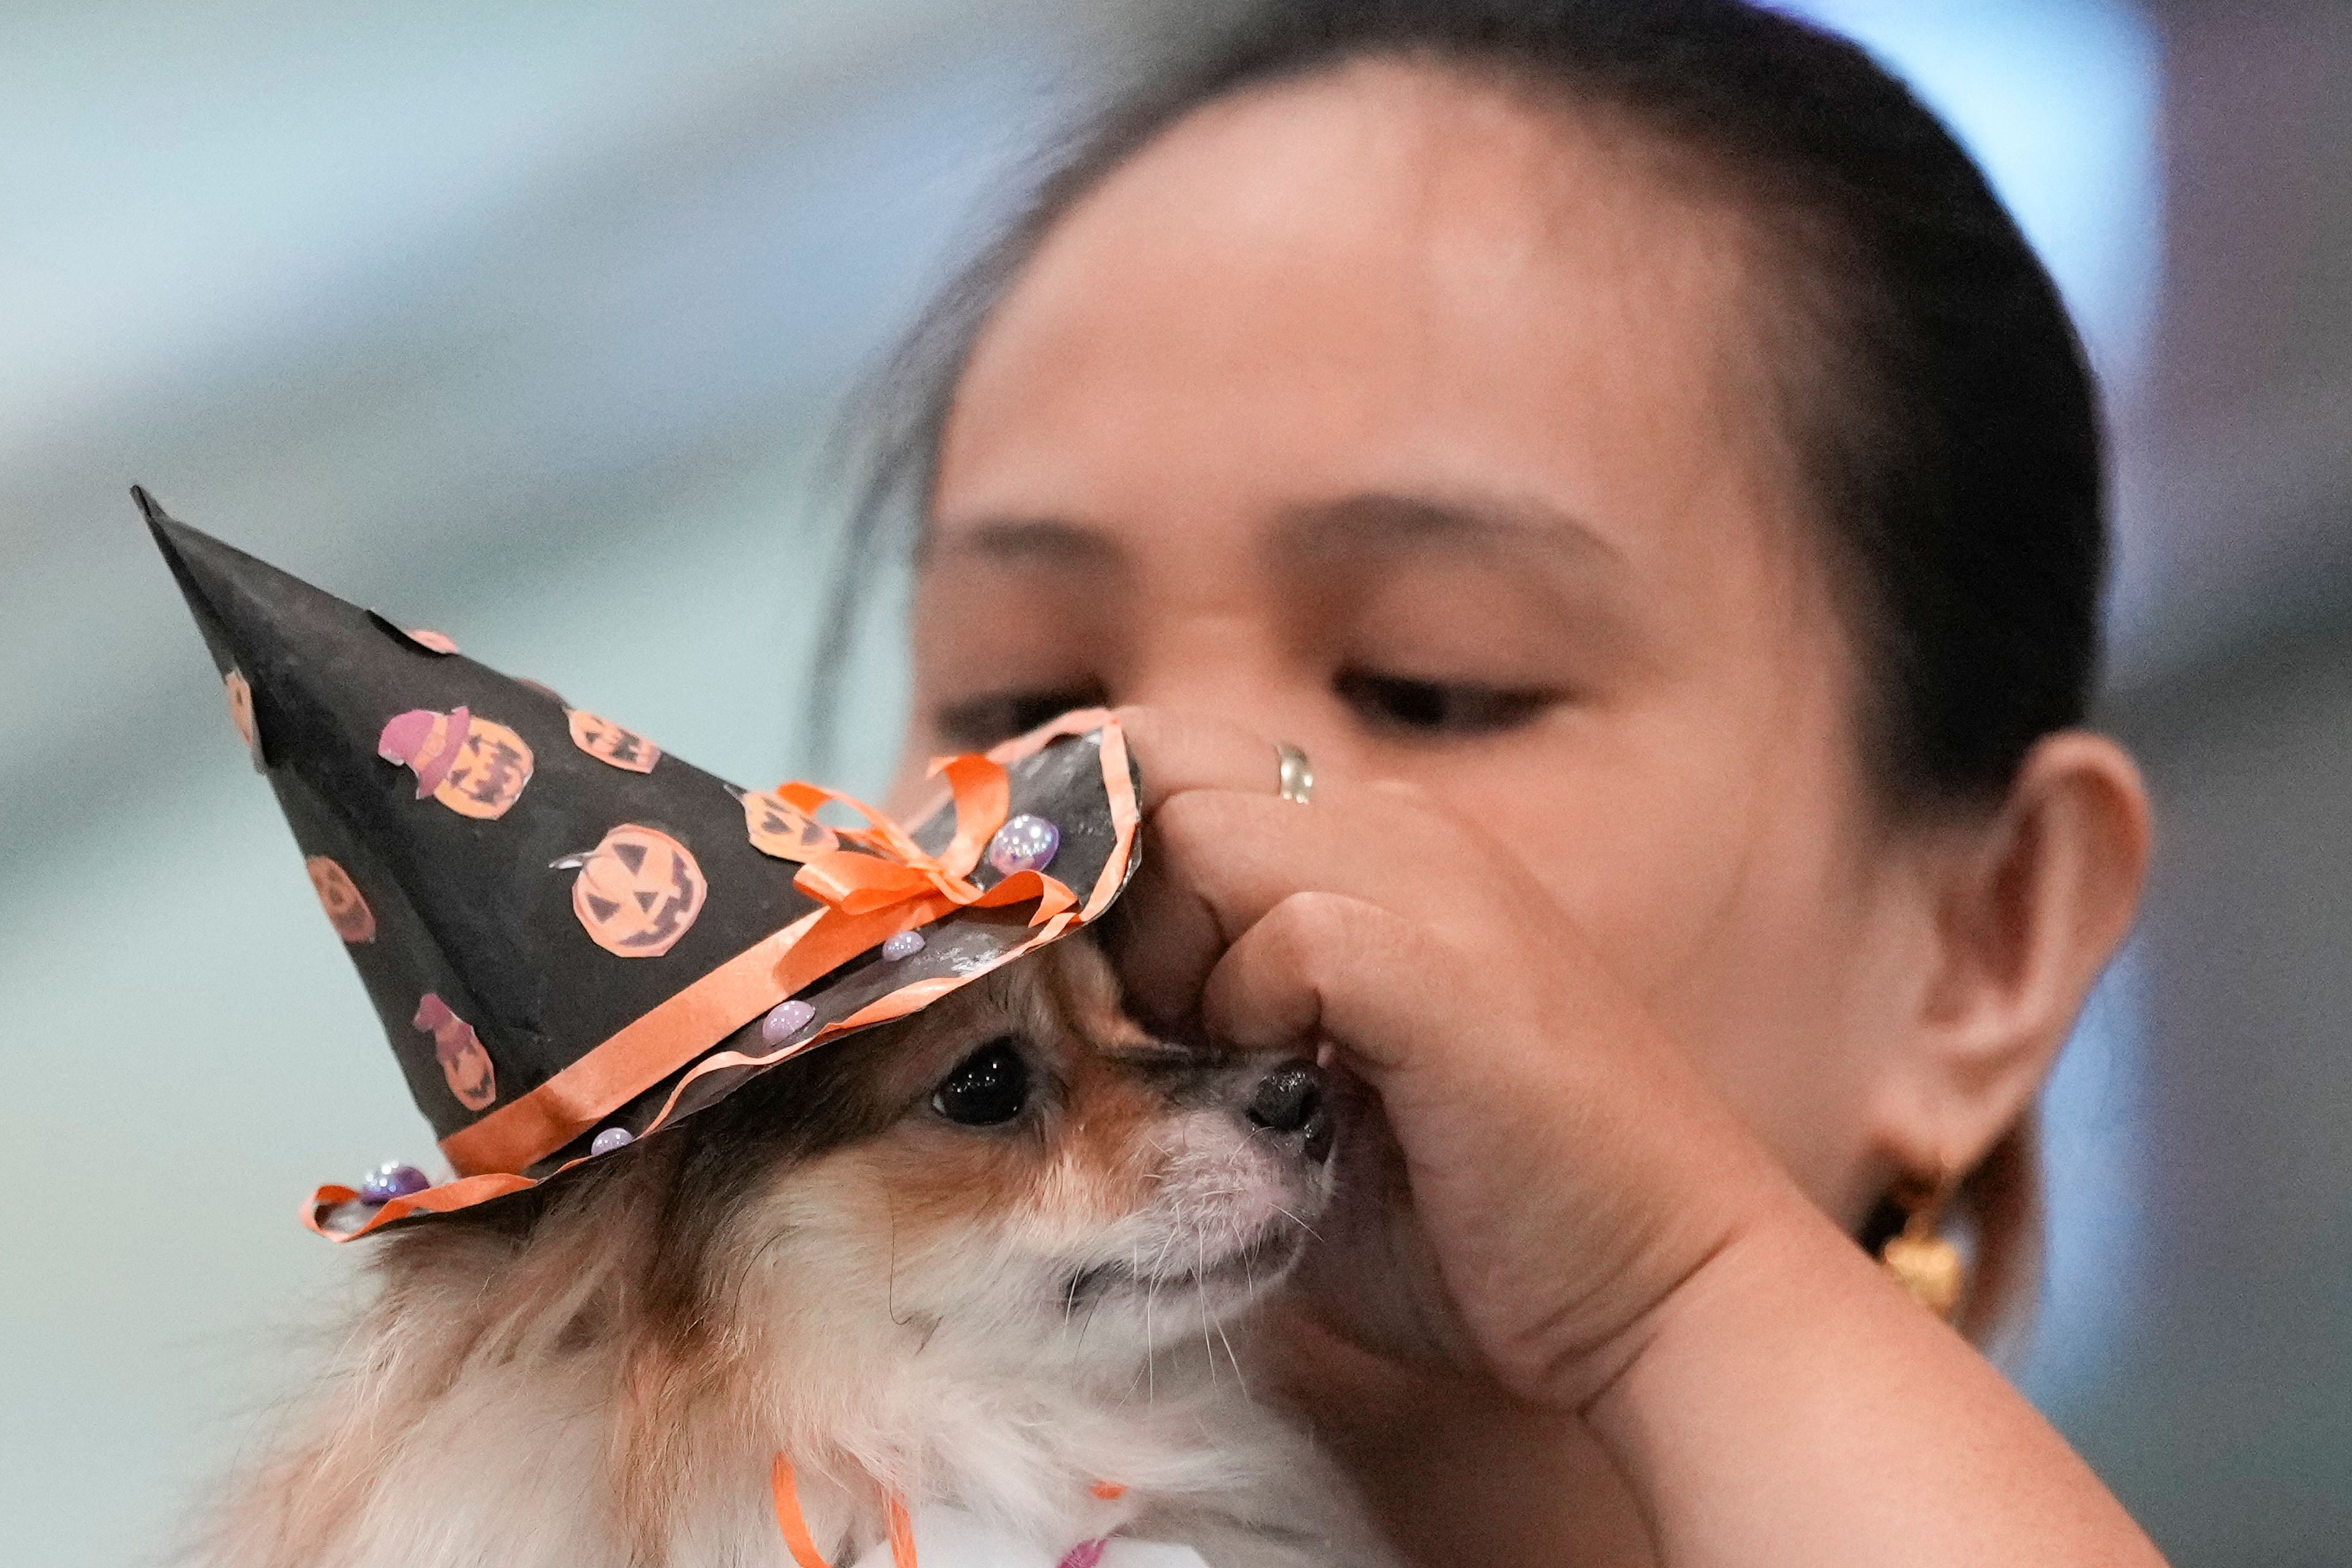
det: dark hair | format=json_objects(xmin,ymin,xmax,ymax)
[{"xmin": 815, "ymin": 0, "xmax": 2107, "ymax": 819}]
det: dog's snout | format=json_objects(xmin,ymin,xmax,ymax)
[{"xmin": 1245, "ymin": 1060, "xmax": 1332, "ymax": 1163}]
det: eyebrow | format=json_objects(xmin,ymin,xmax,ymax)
[
  {"xmin": 926, "ymin": 489, "xmax": 1624, "ymax": 578},
  {"xmin": 921, "ymin": 517, "xmax": 1126, "ymax": 570},
  {"xmin": 1272, "ymin": 490, "xmax": 1626, "ymax": 573}
]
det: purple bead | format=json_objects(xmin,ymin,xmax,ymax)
[
  {"xmin": 589, "ymin": 1126, "xmax": 634, "ymax": 1156},
  {"xmin": 760, "ymin": 998, "xmax": 815, "ymax": 1045},
  {"xmin": 881, "ymin": 929, "xmax": 926, "ymax": 962},
  {"xmin": 987, "ymin": 814, "xmax": 1060, "ymax": 876},
  {"xmin": 358, "ymin": 1162, "xmax": 429, "ymax": 1205}
]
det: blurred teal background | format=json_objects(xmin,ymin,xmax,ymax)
[{"xmin": 2, "ymin": 3, "xmax": 2347, "ymax": 1564}]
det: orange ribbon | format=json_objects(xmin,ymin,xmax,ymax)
[
  {"xmin": 771, "ymin": 1454, "xmax": 918, "ymax": 1568},
  {"xmin": 778, "ymin": 752, "xmax": 1065, "ymax": 924}
]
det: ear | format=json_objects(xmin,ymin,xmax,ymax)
[{"xmin": 1867, "ymin": 731, "xmax": 2153, "ymax": 1182}]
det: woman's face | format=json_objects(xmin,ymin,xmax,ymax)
[{"xmin": 901, "ymin": 64, "xmax": 1927, "ymax": 1224}]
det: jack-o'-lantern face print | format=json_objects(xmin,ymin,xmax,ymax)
[
  {"xmin": 560, "ymin": 824, "xmax": 707, "ymax": 957},
  {"xmin": 377, "ymin": 707, "xmax": 535, "ymax": 820},
  {"xmin": 305, "ymin": 856, "xmax": 376, "ymax": 943},
  {"xmin": 742, "ymin": 789, "xmax": 838, "ymax": 862},
  {"xmin": 434, "ymin": 718, "xmax": 533, "ymax": 819},
  {"xmin": 414, "ymin": 992, "xmax": 496, "ymax": 1112},
  {"xmin": 568, "ymin": 709, "xmax": 660, "ymax": 774}
]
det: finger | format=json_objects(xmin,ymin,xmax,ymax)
[
  {"xmin": 1199, "ymin": 891, "xmax": 1583, "ymax": 1245},
  {"xmin": 1202, "ymin": 891, "xmax": 1773, "ymax": 1402},
  {"xmin": 1197, "ymin": 890, "xmax": 1451, "ymax": 1077},
  {"xmin": 1200, "ymin": 891, "xmax": 1727, "ymax": 1255},
  {"xmin": 1101, "ymin": 854, "xmax": 1231, "ymax": 1033},
  {"xmin": 1156, "ymin": 785, "xmax": 1522, "ymax": 944},
  {"xmin": 1099, "ymin": 706, "xmax": 1305, "ymax": 1024},
  {"xmin": 1110, "ymin": 780, "xmax": 1515, "ymax": 1030},
  {"xmin": 1108, "ymin": 786, "xmax": 1402, "ymax": 1026},
  {"xmin": 1110, "ymin": 705, "xmax": 1289, "ymax": 812}
]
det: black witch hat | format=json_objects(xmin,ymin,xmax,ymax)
[{"xmin": 138, "ymin": 488, "xmax": 1139, "ymax": 1239}]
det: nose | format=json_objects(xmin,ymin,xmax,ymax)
[{"xmin": 1246, "ymin": 1059, "xmax": 1332, "ymax": 1164}]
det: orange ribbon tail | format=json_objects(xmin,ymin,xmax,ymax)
[
  {"xmin": 772, "ymin": 1454, "xmax": 836, "ymax": 1568},
  {"xmin": 885, "ymin": 1491, "xmax": 919, "ymax": 1568},
  {"xmin": 770, "ymin": 1454, "xmax": 918, "ymax": 1568}
]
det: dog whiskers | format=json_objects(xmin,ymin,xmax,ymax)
[
  {"xmin": 1140, "ymin": 1234, "xmax": 1156, "ymax": 1409},
  {"xmin": 1214, "ymin": 1314, "xmax": 1251, "ymax": 1403},
  {"xmin": 887, "ymin": 1197, "xmax": 916, "ymax": 1328},
  {"xmin": 1196, "ymin": 1234, "xmax": 1215, "ymax": 1389}
]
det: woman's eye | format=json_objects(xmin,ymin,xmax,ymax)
[
  {"xmin": 1333, "ymin": 668, "xmax": 1558, "ymax": 736},
  {"xmin": 931, "ymin": 1039, "xmax": 1031, "ymax": 1127},
  {"xmin": 933, "ymin": 683, "xmax": 1109, "ymax": 750}
]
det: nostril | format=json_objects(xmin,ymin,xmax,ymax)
[
  {"xmin": 1300, "ymin": 1101, "xmax": 1333, "ymax": 1164},
  {"xmin": 1247, "ymin": 1060, "xmax": 1324, "ymax": 1136}
]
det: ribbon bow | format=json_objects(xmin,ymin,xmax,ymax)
[{"xmin": 778, "ymin": 753, "xmax": 1076, "ymax": 930}]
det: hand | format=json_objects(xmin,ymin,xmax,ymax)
[{"xmin": 1098, "ymin": 706, "xmax": 1803, "ymax": 1411}]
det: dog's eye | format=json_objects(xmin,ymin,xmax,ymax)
[{"xmin": 932, "ymin": 1039, "xmax": 1030, "ymax": 1127}]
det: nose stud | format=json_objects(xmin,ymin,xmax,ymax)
[
  {"xmin": 1273, "ymin": 742, "xmax": 1314, "ymax": 805},
  {"xmin": 1246, "ymin": 1060, "xmax": 1332, "ymax": 1163}
]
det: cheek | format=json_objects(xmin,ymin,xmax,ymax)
[
  {"xmin": 843, "ymin": 1082, "xmax": 1171, "ymax": 1267},
  {"xmin": 749, "ymin": 1135, "xmax": 1046, "ymax": 1312},
  {"xmin": 846, "ymin": 1133, "xmax": 1044, "ymax": 1249},
  {"xmin": 1436, "ymin": 671, "xmax": 1853, "ymax": 986},
  {"xmin": 1001, "ymin": 1079, "xmax": 1169, "ymax": 1248},
  {"xmin": 1422, "ymin": 623, "xmax": 1894, "ymax": 1199}
]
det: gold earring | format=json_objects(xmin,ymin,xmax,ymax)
[{"xmin": 1879, "ymin": 1171, "xmax": 1966, "ymax": 1321}]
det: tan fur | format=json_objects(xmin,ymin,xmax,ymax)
[{"xmin": 191, "ymin": 943, "xmax": 1395, "ymax": 1568}]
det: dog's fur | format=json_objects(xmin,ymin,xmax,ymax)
[{"xmin": 196, "ymin": 942, "xmax": 1393, "ymax": 1567}]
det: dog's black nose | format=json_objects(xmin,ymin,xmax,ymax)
[{"xmin": 1246, "ymin": 1059, "xmax": 1332, "ymax": 1163}]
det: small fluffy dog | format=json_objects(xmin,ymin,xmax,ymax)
[{"xmin": 200, "ymin": 941, "xmax": 1395, "ymax": 1567}]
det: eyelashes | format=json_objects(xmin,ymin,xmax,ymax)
[
  {"xmin": 1332, "ymin": 668, "xmax": 1561, "ymax": 737},
  {"xmin": 931, "ymin": 669, "xmax": 1559, "ymax": 749},
  {"xmin": 933, "ymin": 682, "xmax": 1110, "ymax": 750}
]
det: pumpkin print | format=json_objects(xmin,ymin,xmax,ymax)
[
  {"xmin": 742, "ymin": 788, "xmax": 838, "ymax": 862},
  {"xmin": 559, "ymin": 824, "xmax": 707, "ymax": 958},
  {"xmin": 567, "ymin": 709, "xmax": 660, "ymax": 774},
  {"xmin": 224, "ymin": 668, "xmax": 259, "ymax": 759},
  {"xmin": 414, "ymin": 992, "xmax": 496, "ymax": 1111},
  {"xmin": 305, "ymin": 856, "xmax": 377, "ymax": 943},
  {"xmin": 432, "ymin": 717, "xmax": 533, "ymax": 820},
  {"xmin": 377, "ymin": 707, "xmax": 534, "ymax": 820}
]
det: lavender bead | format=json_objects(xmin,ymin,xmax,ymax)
[
  {"xmin": 881, "ymin": 929, "xmax": 926, "ymax": 962},
  {"xmin": 760, "ymin": 998, "xmax": 815, "ymax": 1045},
  {"xmin": 987, "ymin": 814, "xmax": 1060, "ymax": 876},
  {"xmin": 358, "ymin": 1162, "xmax": 429, "ymax": 1205},
  {"xmin": 589, "ymin": 1126, "xmax": 635, "ymax": 1157}
]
